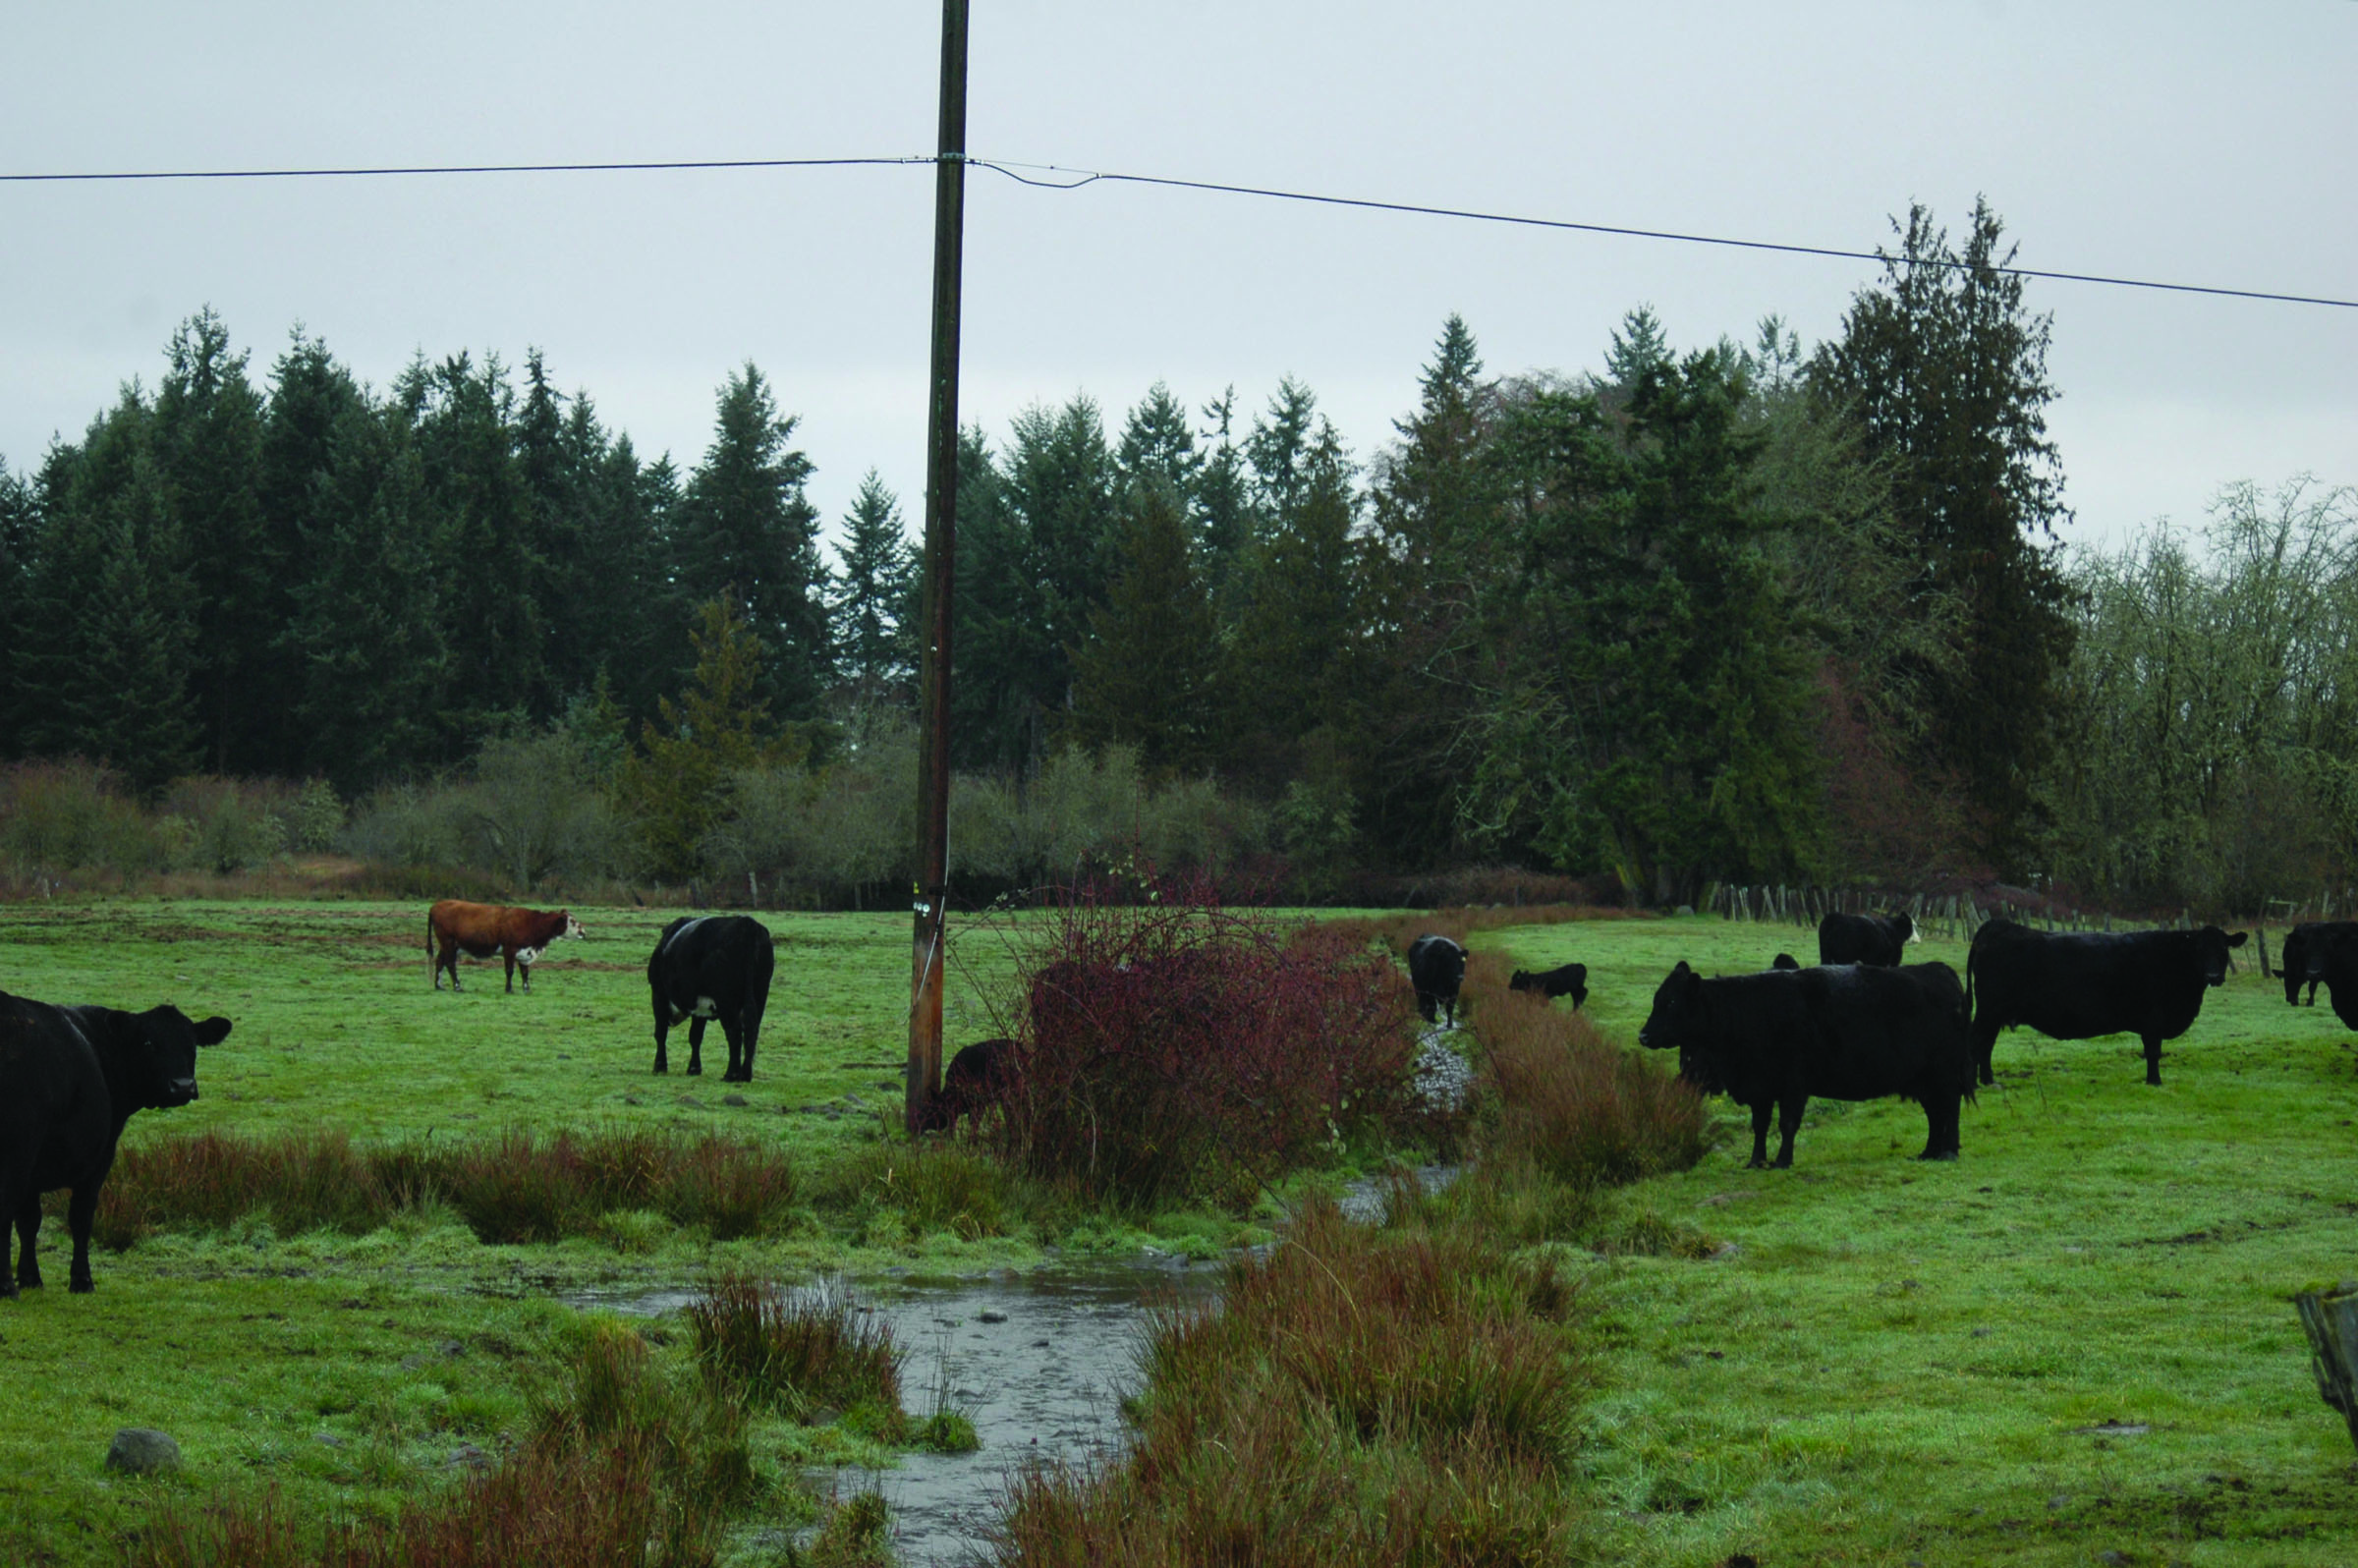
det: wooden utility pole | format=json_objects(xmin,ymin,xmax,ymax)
[{"xmin": 907, "ymin": 0, "xmax": 969, "ymax": 1134}]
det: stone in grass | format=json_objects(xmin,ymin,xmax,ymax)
[
  {"xmin": 722, "ymin": 1093, "xmax": 750, "ymax": 1107},
  {"xmin": 105, "ymin": 1428, "xmax": 182, "ymax": 1475}
]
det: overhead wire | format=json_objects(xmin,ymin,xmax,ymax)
[{"xmin": 4, "ymin": 150, "xmax": 2351, "ymax": 311}]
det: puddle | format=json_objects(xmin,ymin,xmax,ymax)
[{"xmin": 562, "ymin": 1260, "xmax": 1218, "ymax": 1565}]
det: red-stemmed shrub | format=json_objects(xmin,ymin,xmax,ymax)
[{"xmin": 981, "ymin": 874, "xmax": 1418, "ymax": 1206}]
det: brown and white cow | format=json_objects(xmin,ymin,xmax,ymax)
[{"xmin": 426, "ymin": 901, "xmax": 586, "ymax": 993}]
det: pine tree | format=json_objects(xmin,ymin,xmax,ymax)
[
  {"xmin": 1195, "ymin": 388, "xmax": 1254, "ymax": 607},
  {"xmin": 1603, "ymin": 304, "xmax": 1671, "ymax": 387},
  {"xmin": 622, "ymin": 591, "xmax": 781, "ymax": 879},
  {"xmin": 1004, "ymin": 395, "xmax": 1119, "ymax": 721},
  {"xmin": 673, "ymin": 364, "xmax": 830, "ymax": 721},
  {"xmin": 948, "ymin": 426, "xmax": 1047, "ymax": 771},
  {"xmin": 151, "ymin": 308, "xmax": 268, "ymax": 773},
  {"xmin": 829, "ymin": 469, "xmax": 916, "ymax": 724},
  {"xmin": 1069, "ymin": 482, "xmax": 1219, "ymax": 773},
  {"xmin": 1116, "ymin": 382, "xmax": 1201, "ymax": 501},
  {"xmin": 1811, "ymin": 197, "xmax": 2075, "ymax": 863},
  {"xmin": 0, "ymin": 457, "xmax": 35, "ymax": 755}
]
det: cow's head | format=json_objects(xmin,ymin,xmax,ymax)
[
  {"xmin": 1894, "ymin": 913, "xmax": 1920, "ymax": 945},
  {"xmin": 2196, "ymin": 926, "xmax": 2249, "ymax": 986},
  {"xmin": 562, "ymin": 913, "xmax": 587, "ymax": 940},
  {"xmin": 1636, "ymin": 961, "xmax": 1706, "ymax": 1050},
  {"xmin": 127, "ymin": 1005, "xmax": 232, "ymax": 1108},
  {"xmin": 1508, "ymin": 970, "xmax": 1536, "ymax": 992},
  {"xmin": 1771, "ymin": 953, "xmax": 1800, "ymax": 971}
]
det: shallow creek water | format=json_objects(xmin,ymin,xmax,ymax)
[{"xmin": 563, "ymin": 1260, "xmax": 1219, "ymax": 1565}]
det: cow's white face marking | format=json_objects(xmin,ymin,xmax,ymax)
[
  {"xmin": 1906, "ymin": 924, "xmax": 1922, "ymax": 944},
  {"xmin": 515, "ymin": 946, "xmax": 541, "ymax": 967},
  {"xmin": 563, "ymin": 915, "xmax": 587, "ymax": 940},
  {"xmin": 694, "ymin": 995, "xmax": 719, "ymax": 1019}
]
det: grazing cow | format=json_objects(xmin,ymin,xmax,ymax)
[
  {"xmin": 1406, "ymin": 934, "xmax": 1468, "ymax": 1028},
  {"xmin": 2281, "ymin": 922, "xmax": 2358, "ymax": 1007},
  {"xmin": 427, "ymin": 900, "xmax": 586, "ymax": 993},
  {"xmin": 2305, "ymin": 937, "xmax": 2358, "ymax": 1035},
  {"xmin": 1638, "ymin": 961, "xmax": 1974, "ymax": 1169},
  {"xmin": 1965, "ymin": 919, "xmax": 2248, "ymax": 1088},
  {"xmin": 1, "ymin": 994, "xmax": 230, "ymax": 1296},
  {"xmin": 1818, "ymin": 911, "xmax": 1917, "ymax": 968},
  {"xmin": 647, "ymin": 916, "xmax": 774, "ymax": 1082},
  {"xmin": 1508, "ymin": 962, "xmax": 1589, "ymax": 1008},
  {"xmin": 920, "ymin": 1037, "xmax": 1020, "ymax": 1135}
]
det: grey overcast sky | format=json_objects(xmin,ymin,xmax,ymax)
[{"xmin": 4, "ymin": 2, "xmax": 2352, "ymax": 556}]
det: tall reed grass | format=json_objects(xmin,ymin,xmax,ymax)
[
  {"xmin": 91, "ymin": 1127, "xmax": 799, "ymax": 1250},
  {"xmin": 990, "ymin": 1197, "xmax": 1587, "ymax": 1565},
  {"xmin": 686, "ymin": 1273, "xmax": 906, "ymax": 1425}
]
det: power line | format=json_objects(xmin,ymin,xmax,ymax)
[
  {"xmin": 6, "ymin": 150, "xmax": 2351, "ymax": 311},
  {"xmin": 973, "ymin": 158, "xmax": 2358, "ymax": 312},
  {"xmin": 0, "ymin": 155, "xmax": 928, "ymax": 182}
]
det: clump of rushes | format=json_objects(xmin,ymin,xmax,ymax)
[
  {"xmin": 1472, "ymin": 976, "xmax": 1708, "ymax": 1187},
  {"xmin": 687, "ymin": 1273, "xmax": 907, "ymax": 1427},
  {"xmin": 817, "ymin": 1137, "xmax": 1015, "ymax": 1244},
  {"xmin": 135, "ymin": 1322, "xmax": 754, "ymax": 1568},
  {"xmin": 990, "ymin": 1198, "xmax": 1587, "ymax": 1565},
  {"xmin": 91, "ymin": 1127, "xmax": 798, "ymax": 1250},
  {"xmin": 792, "ymin": 1486, "xmax": 895, "ymax": 1568},
  {"xmin": 994, "ymin": 874, "xmax": 1419, "ymax": 1207}
]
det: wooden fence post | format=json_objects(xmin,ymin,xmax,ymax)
[{"xmin": 2295, "ymin": 1284, "xmax": 2358, "ymax": 1455}]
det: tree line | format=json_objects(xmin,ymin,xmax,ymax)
[{"xmin": 3, "ymin": 198, "xmax": 2342, "ymax": 907}]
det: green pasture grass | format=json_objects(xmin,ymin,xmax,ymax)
[
  {"xmin": 0, "ymin": 899, "xmax": 1030, "ymax": 1147},
  {"xmin": 1482, "ymin": 913, "xmax": 2358, "ymax": 1565},
  {"xmin": 0, "ymin": 1261, "xmax": 577, "ymax": 1564}
]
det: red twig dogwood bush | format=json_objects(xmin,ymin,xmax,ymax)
[{"xmin": 984, "ymin": 874, "xmax": 1419, "ymax": 1205}]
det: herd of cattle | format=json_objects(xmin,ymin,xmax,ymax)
[{"xmin": 6, "ymin": 901, "xmax": 2352, "ymax": 1300}]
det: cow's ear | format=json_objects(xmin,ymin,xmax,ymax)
[
  {"xmin": 2226, "ymin": 930, "xmax": 2249, "ymax": 948},
  {"xmin": 194, "ymin": 1017, "xmax": 233, "ymax": 1046}
]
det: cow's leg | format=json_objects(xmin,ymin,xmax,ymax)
[
  {"xmin": 1918, "ymin": 1093, "xmax": 1961, "ymax": 1160},
  {"xmin": 2143, "ymin": 1035, "xmax": 2163, "ymax": 1088},
  {"xmin": 503, "ymin": 950, "xmax": 517, "ymax": 994},
  {"xmin": 2308, "ymin": 981, "xmax": 2322, "ymax": 1006},
  {"xmin": 1969, "ymin": 1020, "xmax": 1998, "ymax": 1087},
  {"xmin": 66, "ymin": 1182, "xmax": 101, "ymax": 1293},
  {"xmin": 652, "ymin": 1011, "xmax": 670, "ymax": 1074},
  {"xmin": 1746, "ymin": 1101, "xmax": 1773, "ymax": 1168},
  {"xmin": 520, "ymin": 960, "xmax": 532, "ymax": 994},
  {"xmin": 1770, "ymin": 1095, "xmax": 1806, "ymax": 1168},
  {"xmin": 739, "ymin": 996, "xmax": 765, "ymax": 1084},
  {"xmin": 686, "ymin": 1018, "xmax": 707, "ymax": 1076},
  {"xmin": 8, "ymin": 1190, "xmax": 38, "ymax": 1295},
  {"xmin": 720, "ymin": 1016, "xmax": 747, "ymax": 1083}
]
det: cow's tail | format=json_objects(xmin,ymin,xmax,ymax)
[{"xmin": 425, "ymin": 912, "xmax": 436, "ymax": 978}]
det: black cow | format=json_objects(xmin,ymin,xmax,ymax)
[
  {"xmin": 1818, "ymin": 911, "xmax": 1917, "ymax": 967},
  {"xmin": 1771, "ymin": 953, "xmax": 1801, "ymax": 971},
  {"xmin": 1965, "ymin": 919, "xmax": 2248, "ymax": 1088},
  {"xmin": 1, "ymin": 994, "xmax": 231, "ymax": 1296},
  {"xmin": 647, "ymin": 916, "xmax": 775, "ymax": 1082},
  {"xmin": 920, "ymin": 1037, "xmax": 1019, "ymax": 1135},
  {"xmin": 2307, "ymin": 938, "xmax": 2358, "ymax": 1035},
  {"xmin": 1508, "ymin": 962, "xmax": 1588, "ymax": 1007},
  {"xmin": 2281, "ymin": 922, "xmax": 2358, "ymax": 1007},
  {"xmin": 1407, "ymin": 934, "xmax": 1468, "ymax": 1028},
  {"xmin": 1639, "ymin": 961, "xmax": 1973, "ymax": 1168}
]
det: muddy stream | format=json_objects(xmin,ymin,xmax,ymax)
[{"xmin": 566, "ymin": 1260, "xmax": 1219, "ymax": 1565}]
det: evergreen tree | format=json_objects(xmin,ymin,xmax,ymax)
[
  {"xmin": 18, "ymin": 397, "xmax": 200, "ymax": 789},
  {"xmin": 0, "ymin": 458, "xmax": 34, "ymax": 755},
  {"xmin": 1363, "ymin": 314, "xmax": 1501, "ymax": 859},
  {"xmin": 674, "ymin": 364, "xmax": 830, "ymax": 721},
  {"xmin": 1602, "ymin": 304, "xmax": 1671, "ymax": 387},
  {"xmin": 1115, "ymin": 382, "xmax": 1201, "ymax": 501},
  {"xmin": 1224, "ymin": 416, "xmax": 1368, "ymax": 791},
  {"xmin": 401, "ymin": 351, "xmax": 545, "ymax": 749},
  {"xmin": 947, "ymin": 426, "xmax": 1048, "ymax": 771},
  {"xmin": 1004, "ymin": 395, "xmax": 1119, "ymax": 720},
  {"xmin": 1069, "ymin": 481, "xmax": 1219, "ymax": 773},
  {"xmin": 829, "ymin": 469, "xmax": 916, "ymax": 724},
  {"xmin": 1465, "ymin": 346, "xmax": 1825, "ymax": 898},
  {"xmin": 1811, "ymin": 197, "xmax": 2075, "ymax": 864},
  {"xmin": 282, "ymin": 385, "xmax": 448, "ymax": 790},
  {"xmin": 622, "ymin": 591, "xmax": 782, "ymax": 879},
  {"xmin": 1195, "ymin": 388, "xmax": 1254, "ymax": 606},
  {"xmin": 151, "ymin": 308, "xmax": 268, "ymax": 774}
]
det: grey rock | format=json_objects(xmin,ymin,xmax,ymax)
[
  {"xmin": 978, "ymin": 1310, "xmax": 1008, "ymax": 1323},
  {"xmin": 722, "ymin": 1094, "xmax": 750, "ymax": 1107},
  {"xmin": 677, "ymin": 1096, "xmax": 704, "ymax": 1110},
  {"xmin": 448, "ymin": 1441, "xmax": 489, "ymax": 1471},
  {"xmin": 105, "ymin": 1428, "xmax": 182, "ymax": 1475}
]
